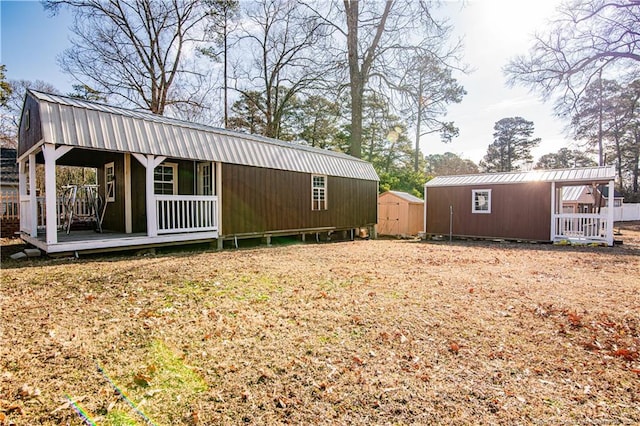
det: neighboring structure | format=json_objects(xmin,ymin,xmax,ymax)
[
  {"xmin": 561, "ymin": 185, "xmax": 600, "ymax": 213},
  {"xmin": 377, "ymin": 190, "xmax": 424, "ymax": 237},
  {"xmin": 17, "ymin": 90, "xmax": 378, "ymax": 255},
  {"xmin": 599, "ymin": 186, "xmax": 624, "ymax": 208},
  {"xmin": 1, "ymin": 147, "xmax": 20, "ymax": 237},
  {"xmin": 562, "ymin": 185, "xmax": 624, "ymax": 213},
  {"xmin": 424, "ymin": 167, "xmax": 617, "ymax": 246}
]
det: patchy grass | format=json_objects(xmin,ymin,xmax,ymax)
[{"xmin": 1, "ymin": 224, "xmax": 639, "ymax": 425}]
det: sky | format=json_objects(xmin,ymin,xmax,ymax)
[{"xmin": 0, "ymin": 0, "xmax": 570, "ymax": 165}]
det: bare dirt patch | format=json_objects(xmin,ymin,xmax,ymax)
[{"xmin": 1, "ymin": 225, "xmax": 639, "ymax": 425}]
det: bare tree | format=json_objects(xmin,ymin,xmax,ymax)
[
  {"xmin": 302, "ymin": 1, "xmax": 463, "ymax": 159},
  {"xmin": 202, "ymin": 0, "xmax": 240, "ymax": 128},
  {"xmin": 0, "ymin": 65, "xmax": 11, "ymax": 108},
  {"xmin": 232, "ymin": 0, "xmax": 328, "ymax": 139},
  {"xmin": 45, "ymin": 0, "xmax": 215, "ymax": 116},
  {"xmin": 0, "ymin": 80, "xmax": 59, "ymax": 148},
  {"xmin": 396, "ymin": 53, "xmax": 466, "ymax": 171},
  {"xmin": 505, "ymin": 0, "xmax": 640, "ymax": 113}
]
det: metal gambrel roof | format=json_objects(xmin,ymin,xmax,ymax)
[
  {"xmin": 28, "ymin": 90, "xmax": 379, "ymax": 181},
  {"xmin": 385, "ymin": 190, "xmax": 424, "ymax": 203},
  {"xmin": 425, "ymin": 167, "xmax": 615, "ymax": 187}
]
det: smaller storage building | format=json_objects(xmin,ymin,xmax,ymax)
[
  {"xmin": 424, "ymin": 167, "xmax": 616, "ymax": 245},
  {"xmin": 377, "ymin": 190, "xmax": 424, "ymax": 237}
]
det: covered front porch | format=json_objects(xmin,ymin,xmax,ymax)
[
  {"xmin": 550, "ymin": 179, "xmax": 615, "ymax": 246},
  {"xmin": 18, "ymin": 143, "xmax": 219, "ymax": 255}
]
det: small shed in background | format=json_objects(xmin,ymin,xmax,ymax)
[
  {"xmin": 424, "ymin": 167, "xmax": 617, "ymax": 245},
  {"xmin": 377, "ymin": 190, "xmax": 424, "ymax": 237}
]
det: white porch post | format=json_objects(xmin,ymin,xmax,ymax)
[
  {"xmin": 216, "ymin": 162, "xmax": 222, "ymax": 232},
  {"xmin": 18, "ymin": 159, "xmax": 27, "ymax": 196},
  {"xmin": 423, "ymin": 186, "xmax": 427, "ymax": 236},
  {"xmin": 28, "ymin": 153, "xmax": 38, "ymax": 237},
  {"xmin": 41, "ymin": 144, "xmax": 74, "ymax": 245},
  {"xmin": 124, "ymin": 153, "xmax": 132, "ymax": 233},
  {"xmin": 606, "ymin": 180, "xmax": 614, "ymax": 246},
  {"xmin": 132, "ymin": 153, "xmax": 166, "ymax": 237},
  {"xmin": 550, "ymin": 181, "xmax": 556, "ymax": 241},
  {"xmin": 18, "ymin": 158, "xmax": 28, "ymax": 234}
]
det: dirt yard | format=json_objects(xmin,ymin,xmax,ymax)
[{"xmin": 1, "ymin": 224, "xmax": 639, "ymax": 425}]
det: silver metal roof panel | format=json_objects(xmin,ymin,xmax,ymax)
[
  {"xmin": 386, "ymin": 190, "xmax": 424, "ymax": 203},
  {"xmin": 425, "ymin": 166, "xmax": 615, "ymax": 187},
  {"xmin": 29, "ymin": 90, "xmax": 379, "ymax": 181}
]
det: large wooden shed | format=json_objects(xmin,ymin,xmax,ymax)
[
  {"xmin": 377, "ymin": 190, "xmax": 424, "ymax": 237},
  {"xmin": 424, "ymin": 167, "xmax": 616, "ymax": 245},
  {"xmin": 16, "ymin": 90, "xmax": 379, "ymax": 255}
]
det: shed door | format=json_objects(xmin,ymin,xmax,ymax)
[{"xmin": 378, "ymin": 202, "xmax": 400, "ymax": 235}]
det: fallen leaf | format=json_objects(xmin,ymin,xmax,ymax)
[
  {"xmin": 609, "ymin": 349, "xmax": 638, "ymax": 361},
  {"xmin": 134, "ymin": 372, "xmax": 152, "ymax": 387},
  {"xmin": 567, "ymin": 312, "xmax": 582, "ymax": 327}
]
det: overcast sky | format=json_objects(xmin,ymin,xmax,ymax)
[{"xmin": 1, "ymin": 0, "xmax": 571, "ymax": 164}]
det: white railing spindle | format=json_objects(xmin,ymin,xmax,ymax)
[{"xmin": 155, "ymin": 195, "xmax": 218, "ymax": 234}]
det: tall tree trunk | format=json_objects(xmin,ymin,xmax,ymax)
[
  {"xmin": 598, "ymin": 71, "xmax": 604, "ymax": 166},
  {"xmin": 224, "ymin": 19, "xmax": 228, "ymax": 128},
  {"xmin": 345, "ymin": 1, "xmax": 362, "ymax": 158},
  {"xmin": 344, "ymin": 0, "xmax": 393, "ymax": 159},
  {"xmin": 633, "ymin": 129, "xmax": 640, "ymax": 193},
  {"xmin": 414, "ymin": 77, "xmax": 423, "ymax": 172}
]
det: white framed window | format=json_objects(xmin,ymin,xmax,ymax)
[
  {"xmin": 197, "ymin": 162, "xmax": 213, "ymax": 195},
  {"xmin": 154, "ymin": 163, "xmax": 178, "ymax": 195},
  {"xmin": 312, "ymin": 175, "xmax": 327, "ymax": 211},
  {"xmin": 105, "ymin": 162, "xmax": 115, "ymax": 202},
  {"xmin": 472, "ymin": 189, "xmax": 491, "ymax": 214}
]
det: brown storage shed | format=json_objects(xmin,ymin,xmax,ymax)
[
  {"xmin": 424, "ymin": 167, "xmax": 617, "ymax": 245},
  {"xmin": 16, "ymin": 90, "xmax": 379, "ymax": 255},
  {"xmin": 377, "ymin": 190, "xmax": 424, "ymax": 237}
]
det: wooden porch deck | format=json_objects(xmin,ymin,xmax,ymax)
[{"xmin": 22, "ymin": 228, "xmax": 219, "ymax": 255}]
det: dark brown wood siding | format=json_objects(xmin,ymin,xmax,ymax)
[
  {"xmin": 18, "ymin": 94, "xmax": 43, "ymax": 157},
  {"xmin": 176, "ymin": 159, "xmax": 195, "ymax": 195},
  {"xmin": 425, "ymin": 182, "xmax": 552, "ymax": 241},
  {"xmin": 221, "ymin": 164, "xmax": 377, "ymax": 235},
  {"xmin": 131, "ymin": 159, "xmax": 147, "ymax": 233},
  {"xmin": 97, "ymin": 153, "xmax": 125, "ymax": 232}
]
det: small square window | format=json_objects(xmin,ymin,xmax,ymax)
[{"xmin": 472, "ymin": 189, "xmax": 491, "ymax": 214}]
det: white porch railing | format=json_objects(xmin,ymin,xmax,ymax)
[
  {"xmin": 1, "ymin": 193, "xmax": 19, "ymax": 220},
  {"xmin": 156, "ymin": 195, "xmax": 218, "ymax": 234},
  {"xmin": 19, "ymin": 196, "xmax": 33, "ymax": 233},
  {"xmin": 19, "ymin": 195, "xmax": 91, "ymax": 233},
  {"xmin": 553, "ymin": 213, "xmax": 608, "ymax": 242}
]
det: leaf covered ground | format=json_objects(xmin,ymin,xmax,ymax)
[{"xmin": 1, "ymin": 224, "xmax": 639, "ymax": 425}]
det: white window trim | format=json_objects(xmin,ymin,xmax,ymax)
[
  {"xmin": 472, "ymin": 189, "xmax": 491, "ymax": 214},
  {"xmin": 105, "ymin": 162, "xmax": 115, "ymax": 202},
  {"xmin": 154, "ymin": 162, "xmax": 178, "ymax": 195},
  {"xmin": 311, "ymin": 174, "xmax": 327, "ymax": 211}
]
